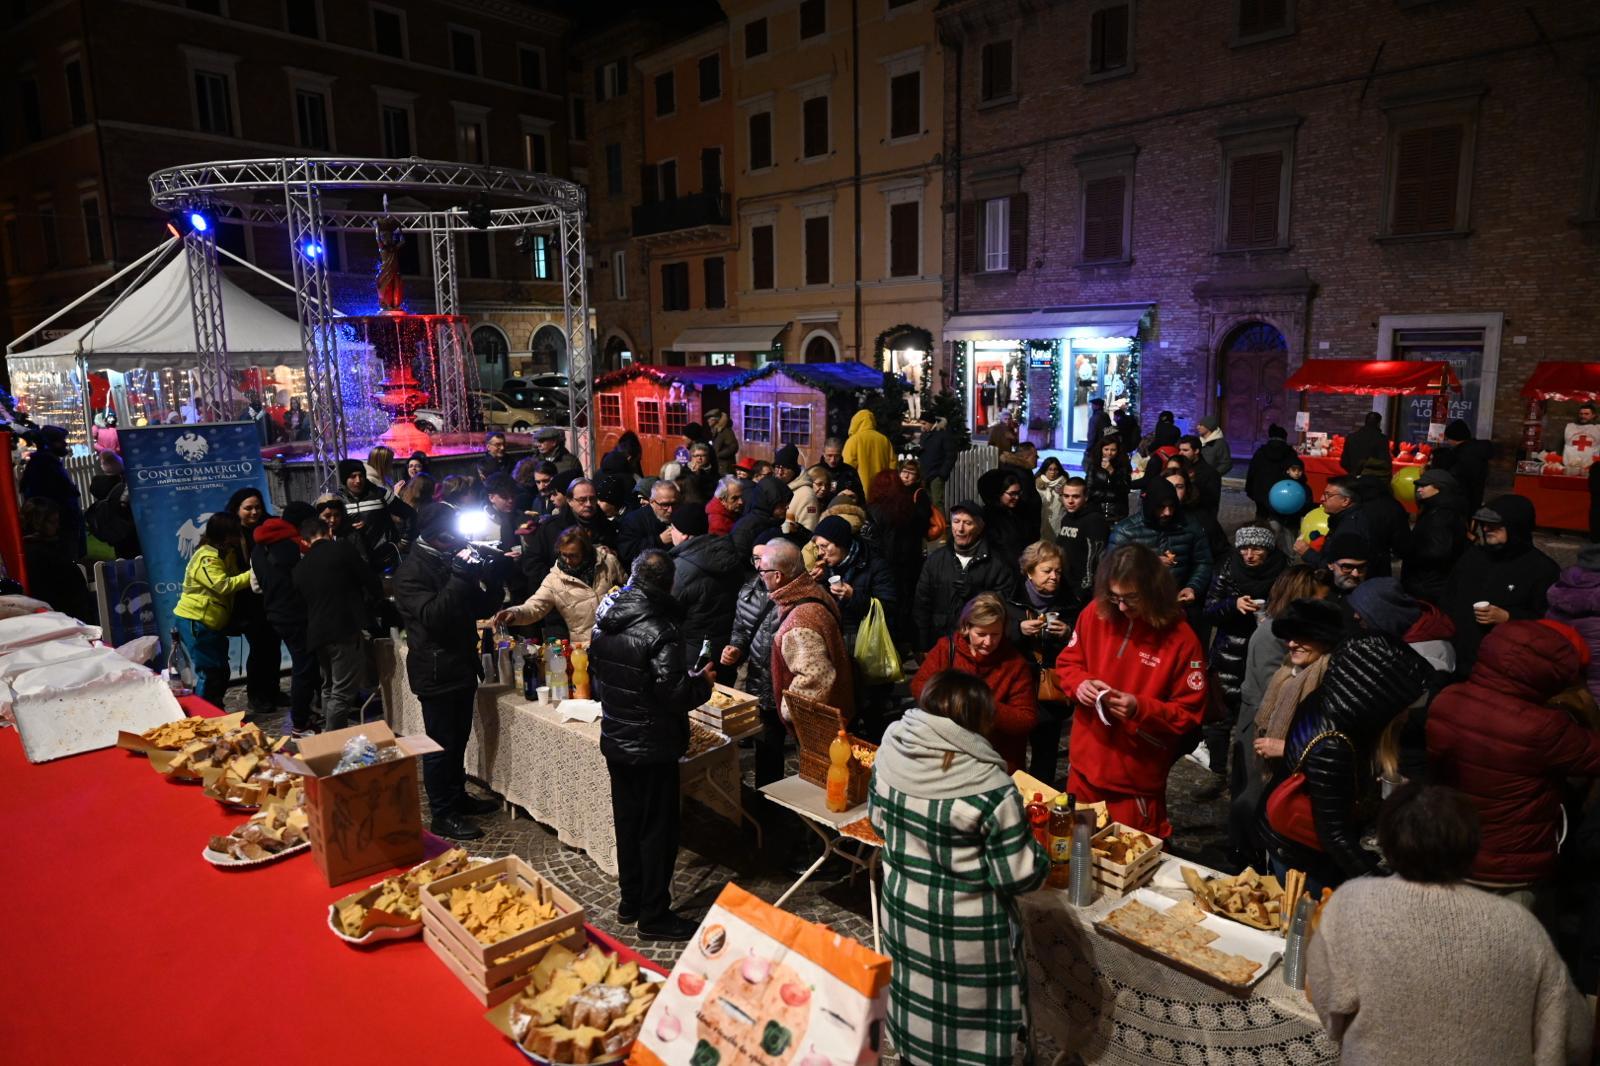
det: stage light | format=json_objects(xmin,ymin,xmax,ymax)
[
  {"xmin": 188, "ymin": 211, "xmax": 210, "ymax": 233},
  {"xmin": 301, "ymin": 240, "xmax": 324, "ymax": 259},
  {"xmin": 466, "ymin": 197, "xmax": 492, "ymax": 230}
]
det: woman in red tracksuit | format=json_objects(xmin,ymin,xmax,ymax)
[{"xmin": 1055, "ymin": 543, "xmax": 1209, "ymax": 837}]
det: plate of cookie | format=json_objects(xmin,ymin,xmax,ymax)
[
  {"xmin": 1094, "ymin": 889, "xmax": 1283, "ymax": 991},
  {"xmin": 486, "ymin": 943, "xmax": 665, "ymax": 1065}
]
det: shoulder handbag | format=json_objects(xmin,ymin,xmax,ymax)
[
  {"xmin": 925, "ymin": 504, "xmax": 948, "ymax": 542},
  {"xmin": 1265, "ymin": 729, "xmax": 1353, "ymax": 851},
  {"xmin": 1036, "ymin": 649, "xmax": 1068, "ymax": 702}
]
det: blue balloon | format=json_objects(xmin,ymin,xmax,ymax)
[{"xmin": 1268, "ymin": 479, "xmax": 1308, "ymax": 515}]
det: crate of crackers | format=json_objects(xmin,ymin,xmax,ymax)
[
  {"xmin": 420, "ymin": 855, "xmax": 588, "ymax": 1007},
  {"xmin": 1090, "ymin": 823, "xmax": 1163, "ymax": 895}
]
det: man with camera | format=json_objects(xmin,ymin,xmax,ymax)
[{"xmin": 392, "ymin": 502, "xmax": 505, "ymax": 841}]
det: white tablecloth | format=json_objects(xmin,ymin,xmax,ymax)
[
  {"xmin": 378, "ymin": 639, "xmax": 742, "ymax": 878},
  {"xmin": 1021, "ymin": 871, "xmax": 1340, "ymax": 1065}
]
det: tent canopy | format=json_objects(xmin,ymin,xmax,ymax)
[
  {"xmin": 1286, "ymin": 359, "xmax": 1460, "ymax": 396},
  {"xmin": 1521, "ymin": 361, "xmax": 1600, "ymax": 402},
  {"xmin": 668, "ymin": 323, "xmax": 787, "ymax": 353},
  {"xmin": 943, "ymin": 306, "xmax": 1150, "ymax": 342},
  {"xmin": 11, "ymin": 254, "xmax": 307, "ymax": 371}
]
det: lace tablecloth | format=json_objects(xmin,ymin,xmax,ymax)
[
  {"xmin": 378, "ymin": 640, "xmax": 742, "ymax": 878},
  {"xmin": 1020, "ymin": 884, "xmax": 1340, "ymax": 1066}
]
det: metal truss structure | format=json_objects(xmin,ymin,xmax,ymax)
[{"xmin": 149, "ymin": 158, "xmax": 591, "ymax": 491}]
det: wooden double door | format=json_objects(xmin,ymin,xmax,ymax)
[{"xmin": 1220, "ymin": 323, "xmax": 1288, "ymax": 457}]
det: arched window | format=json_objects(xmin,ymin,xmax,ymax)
[
  {"xmin": 472, "ymin": 325, "xmax": 510, "ymax": 390},
  {"xmin": 803, "ymin": 333, "xmax": 837, "ymax": 363},
  {"xmin": 530, "ymin": 324, "xmax": 567, "ymax": 374}
]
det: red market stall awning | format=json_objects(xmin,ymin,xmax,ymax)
[
  {"xmin": 1285, "ymin": 359, "xmax": 1461, "ymax": 396},
  {"xmin": 1520, "ymin": 361, "xmax": 1600, "ymax": 402}
]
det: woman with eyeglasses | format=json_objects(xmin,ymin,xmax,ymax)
[
  {"xmin": 1054, "ymin": 544, "xmax": 1210, "ymax": 836},
  {"xmin": 977, "ymin": 468, "xmax": 1030, "ymax": 566}
]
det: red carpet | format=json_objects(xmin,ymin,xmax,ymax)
[{"xmin": 0, "ymin": 698, "xmax": 652, "ymax": 1064}]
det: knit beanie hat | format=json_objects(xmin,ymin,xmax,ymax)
[
  {"xmin": 773, "ymin": 444, "xmax": 801, "ymax": 470},
  {"xmin": 1321, "ymin": 531, "xmax": 1371, "ymax": 563},
  {"xmin": 1347, "ymin": 577, "xmax": 1422, "ymax": 638},
  {"xmin": 813, "ymin": 514, "xmax": 855, "ymax": 550},
  {"xmin": 670, "ymin": 500, "xmax": 708, "ymax": 537},
  {"xmin": 1197, "ymin": 414, "xmax": 1219, "ymax": 433},
  {"xmin": 759, "ymin": 477, "xmax": 794, "ymax": 511},
  {"xmin": 1444, "ymin": 419, "xmax": 1472, "ymax": 442},
  {"xmin": 595, "ymin": 473, "xmax": 631, "ymax": 509},
  {"xmin": 337, "ymin": 458, "xmax": 366, "ymax": 482},
  {"xmin": 1234, "ymin": 525, "xmax": 1276, "ymax": 550}
]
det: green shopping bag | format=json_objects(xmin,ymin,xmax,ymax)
[{"xmin": 853, "ymin": 597, "xmax": 903, "ymax": 684}]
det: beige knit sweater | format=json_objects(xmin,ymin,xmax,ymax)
[{"xmin": 1306, "ymin": 877, "xmax": 1592, "ymax": 1066}]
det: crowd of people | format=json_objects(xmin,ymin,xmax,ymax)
[{"xmin": 10, "ymin": 397, "xmax": 1599, "ymax": 1064}]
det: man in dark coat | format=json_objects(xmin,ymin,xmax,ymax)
[
  {"xmin": 1303, "ymin": 475, "xmax": 1407, "ymax": 579},
  {"xmin": 337, "ymin": 459, "xmax": 410, "ymax": 571},
  {"xmin": 294, "ymin": 512, "xmax": 384, "ymax": 736},
  {"xmin": 1084, "ymin": 399, "xmax": 1111, "ymax": 455},
  {"xmin": 1145, "ymin": 410, "xmax": 1180, "ymax": 455},
  {"xmin": 722, "ymin": 537, "xmax": 787, "ymax": 787},
  {"xmin": 1107, "ymin": 478, "xmax": 1213, "ymax": 606},
  {"xmin": 521, "ymin": 475, "xmax": 615, "ymax": 590},
  {"xmin": 821, "ymin": 437, "xmax": 865, "ymax": 500},
  {"xmin": 391, "ymin": 503, "xmax": 504, "ymax": 841},
  {"xmin": 19, "ymin": 426, "xmax": 84, "ymax": 558},
  {"xmin": 1178, "ymin": 435, "xmax": 1226, "ymax": 556},
  {"xmin": 617, "ymin": 479, "xmax": 677, "ymax": 568},
  {"xmin": 1340, "ymin": 411, "xmax": 1392, "ymax": 477},
  {"xmin": 912, "ymin": 502, "xmax": 1018, "ymax": 651},
  {"xmin": 1195, "ymin": 414, "xmax": 1233, "ymax": 477},
  {"xmin": 1114, "ymin": 403, "xmax": 1141, "ymax": 458},
  {"xmin": 1428, "ymin": 418, "xmax": 1493, "ymax": 512},
  {"xmin": 534, "ymin": 426, "xmax": 583, "ymax": 482},
  {"xmin": 731, "ymin": 477, "xmax": 792, "ymax": 567},
  {"xmin": 1441, "ymin": 494, "xmax": 1561, "ymax": 678},
  {"xmin": 251, "ymin": 503, "xmax": 320, "ymax": 733},
  {"xmin": 915, "ymin": 413, "xmax": 954, "ymax": 512},
  {"xmin": 1400, "ymin": 468, "xmax": 1469, "ymax": 604},
  {"xmin": 591, "ymin": 549, "xmax": 714, "ymax": 940},
  {"xmin": 475, "ymin": 430, "xmax": 516, "ymax": 482},
  {"xmin": 1244, "ymin": 423, "xmax": 1298, "ymax": 519},
  {"xmin": 666, "ymin": 501, "xmax": 742, "ymax": 664},
  {"xmin": 1055, "ymin": 477, "xmax": 1109, "ymax": 612}
]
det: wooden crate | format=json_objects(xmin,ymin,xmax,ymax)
[
  {"xmin": 1090, "ymin": 823, "xmax": 1164, "ymax": 895},
  {"xmin": 786, "ymin": 691, "xmax": 877, "ymax": 807},
  {"xmin": 419, "ymin": 856, "xmax": 587, "ymax": 1005}
]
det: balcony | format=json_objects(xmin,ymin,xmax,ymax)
[{"xmin": 631, "ymin": 190, "xmax": 731, "ymax": 244}]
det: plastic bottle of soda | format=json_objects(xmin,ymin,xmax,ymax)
[
  {"xmin": 570, "ymin": 643, "xmax": 591, "ymax": 699},
  {"xmin": 1047, "ymin": 794, "xmax": 1075, "ymax": 888},
  {"xmin": 1026, "ymin": 793, "xmax": 1051, "ymax": 848},
  {"xmin": 826, "ymin": 729, "xmax": 852, "ymax": 811}
]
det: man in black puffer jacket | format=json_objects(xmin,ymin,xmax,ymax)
[
  {"xmin": 666, "ymin": 501, "xmax": 742, "ymax": 664},
  {"xmin": 1258, "ymin": 628, "xmax": 1432, "ymax": 887},
  {"xmin": 912, "ymin": 502, "xmax": 1018, "ymax": 652},
  {"xmin": 591, "ymin": 550, "xmax": 715, "ymax": 941},
  {"xmin": 1400, "ymin": 468, "xmax": 1468, "ymax": 604},
  {"xmin": 1108, "ymin": 477, "xmax": 1213, "ymax": 606},
  {"xmin": 1441, "ymin": 494, "xmax": 1561, "ymax": 678},
  {"xmin": 722, "ymin": 536, "xmax": 787, "ymax": 786},
  {"xmin": 392, "ymin": 503, "xmax": 505, "ymax": 842},
  {"xmin": 1244, "ymin": 424, "xmax": 1298, "ymax": 519},
  {"xmin": 250, "ymin": 502, "xmax": 320, "ymax": 734}
]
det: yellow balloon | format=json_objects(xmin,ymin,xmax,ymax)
[
  {"xmin": 1299, "ymin": 506, "xmax": 1330, "ymax": 542},
  {"xmin": 1391, "ymin": 464, "xmax": 1422, "ymax": 502}
]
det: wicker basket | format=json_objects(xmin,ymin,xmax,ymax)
[{"xmin": 786, "ymin": 690, "xmax": 876, "ymax": 808}]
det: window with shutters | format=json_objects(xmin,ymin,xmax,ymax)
[
  {"xmin": 1087, "ymin": 4, "xmax": 1132, "ymax": 78},
  {"xmin": 596, "ymin": 60, "xmax": 627, "ymax": 101},
  {"xmin": 888, "ymin": 199, "xmax": 920, "ymax": 277},
  {"xmin": 750, "ymin": 223, "xmax": 775, "ymax": 290},
  {"xmin": 294, "ymin": 88, "xmax": 331, "ymax": 151},
  {"xmin": 1082, "ymin": 176, "xmax": 1126, "ymax": 261},
  {"xmin": 656, "ymin": 159, "xmax": 677, "ymax": 201},
  {"xmin": 802, "ymin": 95, "xmax": 829, "ymax": 159},
  {"xmin": 655, "ymin": 72, "xmax": 675, "ymax": 117},
  {"xmin": 800, "ymin": 0, "xmax": 826, "ymax": 39},
  {"xmin": 961, "ymin": 191, "xmax": 1028, "ymax": 274},
  {"xmin": 636, "ymin": 399, "xmax": 661, "ymax": 436},
  {"xmin": 979, "ymin": 40, "xmax": 1014, "ymax": 104},
  {"xmin": 804, "ymin": 214, "xmax": 831, "ymax": 285},
  {"xmin": 605, "ymin": 143, "xmax": 623, "ymax": 195},
  {"xmin": 701, "ymin": 147, "xmax": 722, "ymax": 195},
  {"xmin": 1214, "ymin": 116, "xmax": 1297, "ymax": 252},
  {"xmin": 380, "ymin": 104, "xmax": 412, "ymax": 157},
  {"xmin": 598, "ymin": 394, "xmax": 622, "ymax": 428},
  {"xmin": 81, "ymin": 194, "xmax": 105, "ymax": 262},
  {"xmin": 612, "ymin": 250, "xmax": 627, "ymax": 299},
  {"xmin": 449, "ymin": 26, "xmax": 480, "ymax": 75},
  {"xmin": 748, "ymin": 111, "xmax": 773, "ymax": 171},
  {"xmin": 286, "ymin": 0, "xmax": 321, "ymax": 39},
  {"xmin": 742, "ymin": 403, "xmax": 773, "ymax": 443},
  {"xmin": 745, "ymin": 18, "xmax": 768, "ymax": 59},
  {"xmin": 64, "ymin": 58, "xmax": 87, "ymax": 126},
  {"xmin": 1379, "ymin": 89, "xmax": 1481, "ymax": 239},
  {"xmin": 519, "ymin": 46, "xmax": 545, "ymax": 91},
  {"xmin": 1223, "ymin": 152, "xmax": 1283, "ymax": 248},
  {"xmin": 523, "ymin": 130, "xmax": 549, "ymax": 174},
  {"xmin": 983, "ymin": 197, "xmax": 1010, "ymax": 271},
  {"xmin": 699, "ymin": 54, "xmax": 721, "ymax": 102},
  {"xmin": 661, "ymin": 262, "xmax": 690, "ymax": 311},
  {"xmin": 889, "ymin": 70, "xmax": 921, "ymax": 141},
  {"xmin": 371, "ymin": 5, "xmax": 407, "ymax": 59},
  {"xmin": 704, "ymin": 256, "xmax": 726, "ymax": 308},
  {"xmin": 1233, "ymin": 0, "xmax": 1294, "ymax": 46}
]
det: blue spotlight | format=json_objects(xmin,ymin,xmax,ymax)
[
  {"xmin": 302, "ymin": 240, "xmax": 324, "ymax": 259},
  {"xmin": 187, "ymin": 211, "xmax": 210, "ymax": 233}
]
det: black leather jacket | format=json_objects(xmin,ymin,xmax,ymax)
[
  {"xmin": 728, "ymin": 575, "xmax": 781, "ymax": 712},
  {"xmin": 1085, "ymin": 460, "xmax": 1132, "ymax": 524},
  {"xmin": 591, "ymin": 584, "xmax": 713, "ymax": 764},
  {"xmin": 1259, "ymin": 632, "xmax": 1431, "ymax": 880}
]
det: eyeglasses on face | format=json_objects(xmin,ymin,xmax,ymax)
[
  {"xmin": 571, "ymin": 494, "xmax": 596, "ymax": 504},
  {"xmin": 754, "ymin": 567, "xmax": 781, "ymax": 575},
  {"xmin": 1106, "ymin": 591, "xmax": 1140, "ymax": 606},
  {"xmin": 1331, "ymin": 561, "xmax": 1367, "ymax": 574}
]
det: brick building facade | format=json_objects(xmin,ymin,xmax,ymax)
[{"xmin": 938, "ymin": 0, "xmax": 1600, "ymax": 465}]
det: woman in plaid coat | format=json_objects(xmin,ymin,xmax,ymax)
[{"xmin": 869, "ymin": 669, "xmax": 1049, "ymax": 1066}]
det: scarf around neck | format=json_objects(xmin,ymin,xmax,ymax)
[
  {"xmin": 1252, "ymin": 654, "xmax": 1332, "ymax": 772},
  {"xmin": 558, "ymin": 557, "xmax": 597, "ymax": 587},
  {"xmin": 873, "ymin": 707, "xmax": 1011, "ymax": 800}
]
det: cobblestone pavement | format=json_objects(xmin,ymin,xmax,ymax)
[{"xmin": 231, "ymin": 479, "xmax": 1593, "ymax": 975}]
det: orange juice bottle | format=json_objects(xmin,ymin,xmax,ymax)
[
  {"xmin": 826, "ymin": 729, "xmax": 851, "ymax": 811},
  {"xmin": 1046, "ymin": 794, "xmax": 1075, "ymax": 888},
  {"xmin": 570, "ymin": 644, "xmax": 590, "ymax": 699}
]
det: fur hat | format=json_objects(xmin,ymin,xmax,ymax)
[
  {"xmin": 670, "ymin": 500, "xmax": 708, "ymax": 536},
  {"xmin": 1271, "ymin": 597, "xmax": 1345, "ymax": 647}
]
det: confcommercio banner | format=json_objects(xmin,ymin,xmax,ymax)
[{"xmin": 120, "ymin": 422, "xmax": 270, "ymax": 661}]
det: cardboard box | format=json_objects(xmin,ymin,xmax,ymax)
[
  {"xmin": 273, "ymin": 722, "xmax": 440, "ymax": 887},
  {"xmin": 419, "ymin": 855, "xmax": 587, "ymax": 1006}
]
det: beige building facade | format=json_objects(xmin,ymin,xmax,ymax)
[{"xmin": 726, "ymin": 0, "xmax": 942, "ymax": 386}]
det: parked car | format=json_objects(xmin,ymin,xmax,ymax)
[
  {"xmin": 501, "ymin": 376, "xmax": 570, "ymax": 407},
  {"xmin": 413, "ymin": 390, "xmax": 555, "ymax": 433}
]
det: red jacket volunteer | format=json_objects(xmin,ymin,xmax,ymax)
[{"xmin": 1055, "ymin": 595, "xmax": 1208, "ymax": 837}]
